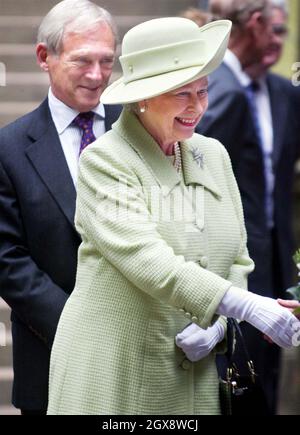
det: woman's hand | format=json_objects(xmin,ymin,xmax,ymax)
[{"xmin": 175, "ymin": 321, "xmax": 225, "ymax": 362}]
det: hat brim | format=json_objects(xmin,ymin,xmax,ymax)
[{"xmin": 101, "ymin": 20, "xmax": 231, "ymax": 105}]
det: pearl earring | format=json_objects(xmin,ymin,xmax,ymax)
[{"xmin": 140, "ymin": 106, "xmax": 146, "ymax": 113}]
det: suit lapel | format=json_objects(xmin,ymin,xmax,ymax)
[
  {"xmin": 267, "ymin": 74, "xmax": 287, "ymax": 169},
  {"xmin": 25, "ymin": 100, "xmax": 77, "ymax": 229},
  {"xmin": 104, "ymin": 104, "xmax": 122, "ymax": 132}
]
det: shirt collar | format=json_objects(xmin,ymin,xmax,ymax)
[
  {"xmin": 48, "ymin": 87, "xmax": 105, "ymax": 134},
  {"xmin": 223, "ymin": 49, "xmax": 251, "ymax": 87}
]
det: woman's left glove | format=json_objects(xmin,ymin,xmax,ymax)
[{"xmin": 175, "ymin": 321, "xmax": 225, "ymax": 362}]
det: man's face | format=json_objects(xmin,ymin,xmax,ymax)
[
  {"xmin": 251, "ymin": 13, "xmax": 274, "ymax": 65},
  {"xmin": 262, "ymin": 8, "xmax": 288, "ymax": 68},
  {"xmin": 39, "ymin": 22, "xmax": 115, "ymax": 112}
]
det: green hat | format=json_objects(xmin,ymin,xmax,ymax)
[{"xmin": 101, "ymin": 17, "xmax": 232, "ymax": 104}]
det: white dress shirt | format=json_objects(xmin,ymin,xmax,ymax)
[
  {"xmin": 223, "ymin": 50, "xmax": 274, "ymax": 228},
  {"xmin": 48, "ymin": 88, "xmax": 106, "ymax": 186}
]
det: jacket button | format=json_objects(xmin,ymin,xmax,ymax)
[
  {"xmin": 179, "ymin": 308, "xmax": 185, "ymax": 314},
  {"xmin": 185, "ymin": 312, "xmax": 192, "ymax": 319},
  {"xmin": 200, "ymin": 256, "xmax": 208, "ymax": 268},
  {"xmin": 181, "ymin": 359, "xmax": 192, "ymax": 370},
  {"xmin": 196, "ymin": 218, "xmax": 204, "ymax": 230},
  {"xmin": 191, "ymin": 316, "xmax": 198, "ymax": 323}
]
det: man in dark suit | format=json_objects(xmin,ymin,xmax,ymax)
[
  {"xmin": 197, "ymin": 0, "xmax": 300, "ymax": 413},
  {"xmin": 0, "ymin": 0, "xmax": 121, "ymax": 414}
]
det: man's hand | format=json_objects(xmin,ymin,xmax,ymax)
[
  {"xmin": 263, "ymin": 299, "xmax": 300, "ymax": 343},
  {"xmin": 277, "ymin": 299, "xmax": 300, "ymax": 318}
]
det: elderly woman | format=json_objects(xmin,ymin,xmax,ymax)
[{"xmin": 47, "ymin": 17, "xmax": 300, "ymax": 415}]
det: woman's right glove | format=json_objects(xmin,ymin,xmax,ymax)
[{"xmin": 217, "ymin": 286, "xmax": 300, "ymax": 349}]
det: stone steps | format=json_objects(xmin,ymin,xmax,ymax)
[
  {"xmin": 0, "ymin": 0, "xmax": 197, "ymax": 17},
  {"xmin": 0, "ymin": 44, "xmax": 40, "ymax": 72},
  {"xmin": 0, "ymin": 15, "xmax": 157, "ymax": 45},
  {"xmin": 0, "ymin": 43, "xmax": 124, "ymax": 73},
  {"xmin": 0, "ymin": 405, "xmax": 20, "ymax": 415},
  {"xmin": 0, "ymin": 368, "xmax": 13, "ymax": 408},
  {"xmin": 0, "ymin": 299, "xmax": 13, "ymax": 369},
  {"xmin": 0, "ymin": 72, "xmax": 49, "ymax": 102},
  {"xmin": 0, "ymin": 300, "xmax": 14, "ymax": 413}
]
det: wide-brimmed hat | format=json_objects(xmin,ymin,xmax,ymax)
[{"xmin": 101, "ymin": 17, "xmax": 232, "ymax": 105}]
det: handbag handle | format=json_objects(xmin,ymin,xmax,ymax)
[{"xmin": 226, "ymin": 318, "xmax": 257, "ymax": 382}]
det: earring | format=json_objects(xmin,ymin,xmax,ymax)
[{"xmin": 140, "ymin": 101, "xmax": 147, "ymax": 113}]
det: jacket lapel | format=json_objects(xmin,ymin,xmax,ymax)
[
  {"xmin": 114, "ymin": 110, "xmax": 181, "ymax": 196},
  {"xmin": 181, "ymin": 140, "xmax": 222, "ymax": 198},
  {"xmin": 104, "ymin": 104, "xmax": 122, "ymax": 132},
  {"xmin": 114, "ymin": 110, "xmax": 222, "ymax": 198},
  {"xmin": 25, "ymin": 100, "xmax": 77, "ymax": 229}
]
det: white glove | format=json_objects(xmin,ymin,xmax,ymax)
[
  {"xmin": 175, "ymin": 321, "xmax": 225, "ymax": 362},
  {"xmin": 217, "ymin": 286, "xmax": 300, "ymax": 349}
]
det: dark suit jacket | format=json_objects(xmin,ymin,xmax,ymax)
[
  {"xmin": 0, "ymin": 98, "xmax": 121, "ymax": 410},
  {"xmin": 197, "ymin": 64, "xmax": 300, "ymax": 297}
]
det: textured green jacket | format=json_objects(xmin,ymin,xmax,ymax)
[{"xmin": 48, "ymin": 110, "xmax": 254, "ymax": 415}]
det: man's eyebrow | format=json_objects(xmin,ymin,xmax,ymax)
[
  {"xmin": 68, "ymin": 49, "xmax": 93, "ymax": 56},
  {"xmin": 68, "ymin": 48, "xmax": 115, "ymax": 57}
]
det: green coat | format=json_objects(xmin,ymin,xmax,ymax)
[{"xmin": 48, "ymin": 110, "xmax": 254, "ymax": 415}]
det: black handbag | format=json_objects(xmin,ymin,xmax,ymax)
[{"xmin": 218, "ymin": 318, "xmax": 271, "ymax": 415}]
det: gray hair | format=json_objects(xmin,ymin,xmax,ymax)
[
  {"xmin": 209, "ymin": 0, "xmax": 272, "ymax": 26},
  {"xmin": 124, "ymin": 103, "xmax": 140, "ymax": 113},
  {"xmin": 37, "ymin": 0, "xmax": 118, "ymax": 54},
  {"xmin": 270, "ymin": 0, "xmax": 289, "ymax": 15}
]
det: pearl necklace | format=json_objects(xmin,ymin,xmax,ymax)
[{"xmin": 174, "ymin": 142, "xmax": 182, "ymax": 173}]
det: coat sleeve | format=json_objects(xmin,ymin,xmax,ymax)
[
  {"xmin": 0, "ymin": 160, "xmax": 68, "ymax": 348},
  {"xmin": 75, "ymin": 143, "xmax": 240, "ymax": 329}
]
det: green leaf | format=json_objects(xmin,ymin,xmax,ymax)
[
  {"xmin": 293, "ymin": 306, "xmax": 300, "ymax": 317},
  {"xmin": 293, "ymin": 249, "xmax": 300, "ymax": 266},
  {"xmin": 286, "ymin": 285, "xmax": 300, "ymax": 300}
]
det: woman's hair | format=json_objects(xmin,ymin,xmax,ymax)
[
  {"xmin": 37, "ymin": 0, "xmax": 118, "ymax": 54},
  {"xmin": 124, "ymin": 103, "xmax": 139, "ymax": 113}
]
